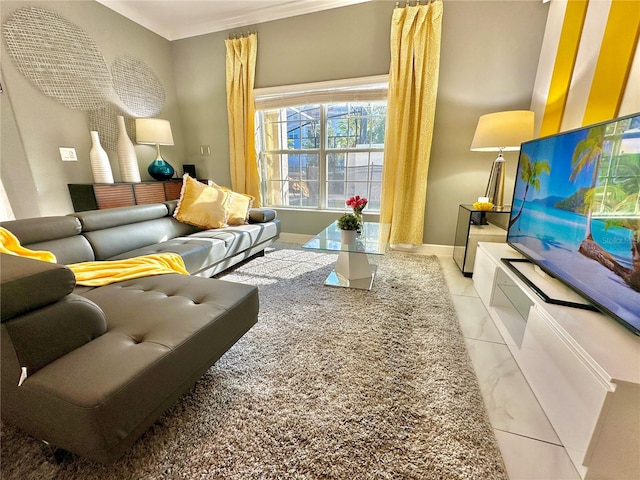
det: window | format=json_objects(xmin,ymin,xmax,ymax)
[{"xmin": 256, "ymin": 102, "xmax": 386, "ymax": 210}]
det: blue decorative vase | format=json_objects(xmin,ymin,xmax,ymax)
[{"xmin": 148, "ymin": 159, "xmax": 174, "ymax": 181}]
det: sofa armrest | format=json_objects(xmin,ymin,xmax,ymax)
[
  {"xmin": 1, "ymin": 253, "xmax": 107, "ymax": 374},
  {"xmin": 0, "ymin": 253, "xmax": 75, "ymax": 321},
  {"xmin": 3, "ymin": 294, "xmax": 107, "ymax": 375},
  {"xmin": 248, "ymin": 208, "xmax": 277, "ymax": 223}
]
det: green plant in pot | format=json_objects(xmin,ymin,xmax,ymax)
[{"xmin": 337, "ymin": 213, "xmax": 361, "ymax": 231}]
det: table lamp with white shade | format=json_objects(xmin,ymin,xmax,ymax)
[
  {"xmin": 135, "ymin": 118, "xmax": 175, "ymax": 181},
  {"xmin": 470, "ymin": 110, "xmax": 534, "ymax": 210}
]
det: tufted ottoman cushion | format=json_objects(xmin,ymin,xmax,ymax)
[{"xmin": 9, "ymin": 274, "xmax": 258, "ymax": 463}]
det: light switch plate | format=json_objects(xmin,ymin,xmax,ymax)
[{"xmin": 59, "ymin": 147, "xmax": 78, "ymax": 161}]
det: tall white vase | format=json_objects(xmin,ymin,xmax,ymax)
[
  {"xmin": 89, "ymin": 131, "xmax": 114, "ymax": 184},
  {"xmin": 116, "ymin": 115, "xmax": 141, "ymax": 182}
]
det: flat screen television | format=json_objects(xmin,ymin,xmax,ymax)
[{"xmin": 506, "ymin": 112, "xmax": 640, "ymax": 336}]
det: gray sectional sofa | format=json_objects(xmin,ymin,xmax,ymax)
[{"xmin": 0, "ymin": 200, "xmax": 280, "ymax": 463}]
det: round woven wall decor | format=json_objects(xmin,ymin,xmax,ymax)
[
  {"xmin": 112, "ymin": 54, "xmax": 165, "ymax": 117},
  {"xmin": 3, "ymin": 7, "xmax": 112, "ymax": 110}
]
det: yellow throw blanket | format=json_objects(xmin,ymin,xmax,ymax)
[
  {"xmin": 68, "ymin": 254, "xmax": 189, "ymax": 286},
  {"xmin": 0, "ymin": 226, "xmax": 189, "ymax": 286},
  {"xmin": 0, "ymin": 227, "xmax": 57, "ymax": 263}
]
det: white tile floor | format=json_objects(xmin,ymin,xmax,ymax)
[{"xmin": 436, "ymin": 254, "xmax": 582, "ymax": 480}]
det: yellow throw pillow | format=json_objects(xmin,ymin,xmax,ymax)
[
  {"xmin": 174, "ymin": 175, "xmax": 230, "ymax": 229},
  {"xmin": 222, "ymin": 188, "xmax": 254, "ymax": 226}
]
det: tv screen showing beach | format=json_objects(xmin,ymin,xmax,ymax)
[{"xmin": 507, "ymin": 113, "xmax": 640, "ymax": 335}]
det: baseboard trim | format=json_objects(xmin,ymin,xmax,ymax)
[
  {"xmin": 391, "ymin": 244, "xmax": 454, "ymax": 256},
  {"xmin": 279, "ymin": 233, "xmax": 453, "ymax": 257}
]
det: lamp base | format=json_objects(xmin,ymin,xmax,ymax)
[
  {"xmin": 485, "ymin": 154, "xmax": 506, "ymax": 210},
  {"xmin": 148, "ymin": 159, "xmax": 175, "ymax": 181}
]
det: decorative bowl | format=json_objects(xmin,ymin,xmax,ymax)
[{"xmin": 472, "ymin": 201, "xmax": 494, "ymax": 211}]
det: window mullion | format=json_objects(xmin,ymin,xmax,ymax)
[{"xmin": 319, "ymin": 105, "xmax": 327, "ymax": 209}]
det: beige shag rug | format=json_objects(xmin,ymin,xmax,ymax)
[{"xmin": 1, "ymin": 244, "xmax": 507, "ymax": 479}]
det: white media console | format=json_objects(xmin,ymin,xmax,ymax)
[{"xmin": 473, "ymin": 242, "xmax": 640, "ymax": 480}]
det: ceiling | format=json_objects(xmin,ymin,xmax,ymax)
[{"xmin": 96, "ymin": 0, "xmax": 374, "ymax": 41}]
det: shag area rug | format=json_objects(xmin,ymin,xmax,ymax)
[{"xmin": 1, "ymin": 244, "xmax": 507, "ymax": 479}]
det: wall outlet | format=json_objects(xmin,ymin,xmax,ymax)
[
  {"xmin": 59, "ymin": 147, "xmax": 78, "ymax": 161},
  {"xmin": 200, "ymin": 145, "xmax": 211, "ymax": 156}
]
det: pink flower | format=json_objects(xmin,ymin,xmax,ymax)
[{"xmin": 346, "ymin": 195, "xmax": 367, "ymax": 214}]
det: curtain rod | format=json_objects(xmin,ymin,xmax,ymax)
[{"xmin": 227, "ymin": 31, "xmax": 257, "ymax": 40}]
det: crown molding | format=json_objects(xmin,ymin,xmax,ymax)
[{"xmin": 97, "ymin": 0, "xmax": 373, "ymax": 41}]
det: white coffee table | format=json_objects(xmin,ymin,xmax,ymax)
[{"xmin": 302, "ymin": 221, "xmax": 390, "ymax": 290}]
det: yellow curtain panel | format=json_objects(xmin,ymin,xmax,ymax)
[
  {"xmin": 380, "ymin": 1, "xmax": 443, "ymax": 245},
  {"xmin": 225, "ymin": 33, "xmax": 262, "ymax": 205}
]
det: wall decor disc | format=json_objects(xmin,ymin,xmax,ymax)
[
  {"xmin": 2, "ymin": 7, "xmax": 112, "ymax": 110},
  {"xmin": 112, "ymin": 54, "xmax": 166, "ymax": 118}
]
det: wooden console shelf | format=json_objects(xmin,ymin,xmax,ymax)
[
  {"xmin": 473, "ymin": 242, "xmax": 640, "ymax": 480},
  {"xmin": 68, "ymin": 181, "xmax": 184, "ymax": 212}
]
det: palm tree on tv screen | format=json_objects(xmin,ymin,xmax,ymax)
[
  {"xmin": 570, "ymin": 124, "xmax": 640, "ymax": 291},
  {"xmin": 569, "ymin": 124, "xmax": 606, "ymax": 238},
  {"xmin": 509, "ymin": 152, "xmax": 550, "ymax": 228}
]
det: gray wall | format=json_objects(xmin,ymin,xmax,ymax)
[
  {"xmin": 1, "ymin": 0, "xmax": 548, "ymax": 246},
  {"xmin": 172, "ymin": 0, "xmax": 548, "ymax": 245},
  {"xmin": 0, "ymin": 0, "xmax": 186, "ymax": 216}
]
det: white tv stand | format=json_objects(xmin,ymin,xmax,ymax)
[{"xmin": 473, "ymin": 242, "xmax": 640, "ymax": 480}]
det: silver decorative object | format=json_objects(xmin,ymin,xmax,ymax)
[{"xmin": 3, "ymin": 7, "xmax": 112, "ymax": 110}]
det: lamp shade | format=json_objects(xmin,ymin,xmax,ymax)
[
  {"xmin": 470, "ymin": 110, "xmax": 534, "ymax": 152},
  {"xmin": 135, "ymin": 118, "xmax": 174, "ymax": 146}
]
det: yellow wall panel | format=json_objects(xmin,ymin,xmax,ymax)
[
  {"xmin": 583, "ymin": 0, "xmax": 640, "ymax": 126},
  {"xmin": 539, "ymin": 0, "xmax": 588, "ymax": 137}
]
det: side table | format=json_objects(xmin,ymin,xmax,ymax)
[{"xmin": 453, "ymin": 204, "xmax": 511, "ymax": 276}]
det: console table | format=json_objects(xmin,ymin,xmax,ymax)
[
  {"xmin": 68, "ymin": 181, "xmax": 184, "ymax": 212},
  {"xmin": 473, "ymin": 242, "xmax": 640, "ymax": 479}
]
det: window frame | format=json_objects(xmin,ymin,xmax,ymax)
[{"xmin": 254, "ymin": 76, "xmax": 388, "ymax": 212}]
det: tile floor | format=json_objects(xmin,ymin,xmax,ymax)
[{"xmin": 436, "ymin": 254, "xmax": 582, "ymax": 480}]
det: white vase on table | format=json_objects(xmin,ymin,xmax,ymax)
[
  {"xmin": 116, "ymin": 115, "xmax": 141, "ymax": 182},
  {"xmin": 89, "ymin": 131, "xmax": 114, "ymax": 184}
]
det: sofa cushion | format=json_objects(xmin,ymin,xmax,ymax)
[
  {"xmin": 73, "ymin": 204, "xmax": 169, "ymax": 232},
  {"xmin": 190, "ymin": 222, "xmax": 280, "ymax": 251},
  {"xmin": 82, "ymin": 218, "xmax": 198, "ymax": 261},
  {"xmin": 108, "ymin": 237, "xmax": 227, "ymax": 275},
  {"xmin": 1, "ymin": 216, "xmax": 94, "ymax": 264},
  {"xmin": 1, "ymin": 216, "xmax": 81, "ymax": 245},
  {"xmin": 174, "ymin": 175, "xmax": 230, "ymax": 229},
  {"xmin": 248, "ymin": 208, "xmax": 277, "ymax": 223}
]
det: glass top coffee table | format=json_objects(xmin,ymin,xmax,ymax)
[{"xmin": 302, "ymin": 221, "xmax": 390, "ymax": 290}]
